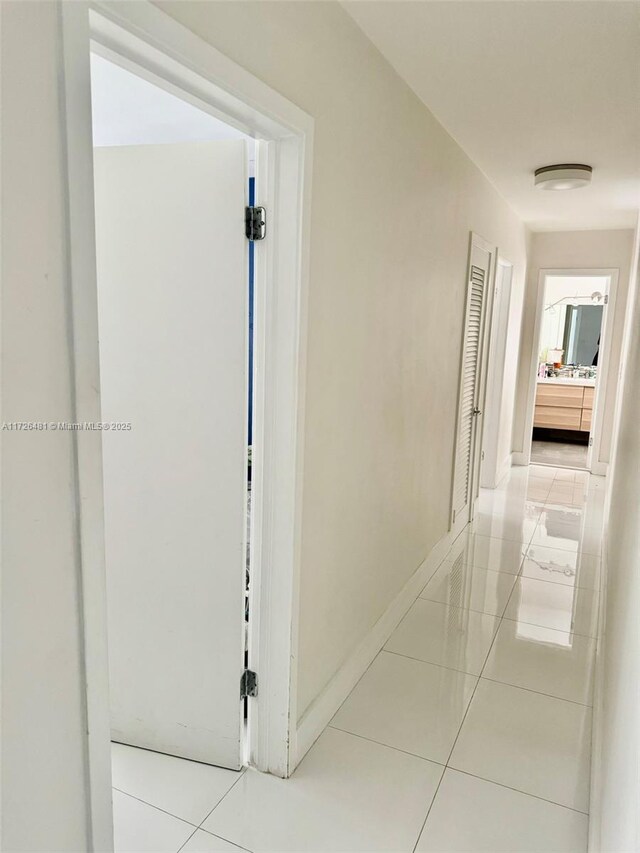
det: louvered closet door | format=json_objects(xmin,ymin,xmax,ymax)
[{"xmin": 451, "ymin": 241, "xmax": 492, "ymax": 528}]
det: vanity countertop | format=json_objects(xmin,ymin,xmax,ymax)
[{"xmin": 537, "ymin": 376, "xmax": 596, "ymax": 387}]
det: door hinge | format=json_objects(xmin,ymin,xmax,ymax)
[
  {"xmin": 240, "ymin": 669, "xmax": 258, "ymax": 698},
  {"xmin": 245, "ymin": 206, "xmax": 266, "ymax": 241}
]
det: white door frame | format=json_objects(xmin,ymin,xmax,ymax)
[
  {"xmin": 450, "ymin": 232, "xmax": 497, "ymax": 538},
  {"xmin": 60, "ymin": 3, "xmax": 313, "ymax": 848},
  {"xmin": 480, "ymin": 258, "xmax": 514, "ymax": 489},
  {"xmin": 523, "ymin": 267, "xmax": 618, "ymax": 475}
]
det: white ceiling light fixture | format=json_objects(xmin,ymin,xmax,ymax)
[{"xmin": 534, "ymin": 164, "xmax": 593, "ymax": 191}]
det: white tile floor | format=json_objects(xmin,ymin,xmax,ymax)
[
  {"xmin": 530, "ymin": 440, "xmax": 588, "ymax": 469},
  {"xmin": 112, "ymin": 463, "xmax": 602, "ymax": 852}
]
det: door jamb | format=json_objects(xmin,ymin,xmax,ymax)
[
  {"xmin": 522, "ymin": 268, "xmax": 618, "ymax": 474},
  {"xmin": 480, "ymin": 258, "xmax": 514, "ymax": 489},
  {"xmin": 60, "ymin": 3, "xmax": 313, "ymax": 848}
]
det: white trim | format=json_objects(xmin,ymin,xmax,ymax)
[
  {"xmin": 521, "ymin": 270, "xmax": 548, "ymax": 468},
  {"xmin": 587, "ymin": 272, "xmax": 618, "ymax": 474},
  {"xmin": 247, "ymin": 129, "xmax": 314, "ymax": 777},
  {"xmin": 587, "ymin": 515, "xmax": 610, "ymax": 853},
  {"xmin": 480, "ymin": 258, "xmax": 514, "ymax": 490},
  {"xmin": 59, "ymin": 5, "xmax": 114, "ymax": 850},
  {"xmin": 523, "ymin": 268, "xmax": 619, "ymax": 474},
  {"xmin": 62, "ymin": 2, "xmax": 313, "ymax": 842},
  {"xmin": 495, "ymin": 452, "xmax": 514, "ymax": 487},
  {"xmin": 294, "ymin": 523, "xmax": 460, "ymax": 768}
]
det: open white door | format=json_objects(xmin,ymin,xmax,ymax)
[
  {"xmin": 94, "ymin": 141, "xmax": 247, "ymax": 769},
  {"xmin": 451, "ymin": 236, "xmax": 494, "ymax": 533}
]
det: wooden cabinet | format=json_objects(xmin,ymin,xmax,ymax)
[
  {"xmin": 534, "ymin": 383, "xmax": 594, "ymax": 432},
  {"xmin": 534, "ymin": 404, "xmax": 582, "ymax": 430},
  {"xmin": 535, "ymin": 384, "xmax": 584, "ymax": 409},
  {"xmin": 583, "ymin": 387, "xmax": 595, "ymax": 409}
]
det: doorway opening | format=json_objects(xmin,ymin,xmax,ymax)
[
  {"xmin": 61, "ymin": 4, "xmax": 313, "ymax": 846},
  {"xmin": 90, "ymin": 48, "xmax": 257, "ymax": 774},
  {"xmin": 527, "ymin": 271, "xmax": 616, "ymax": 471}
]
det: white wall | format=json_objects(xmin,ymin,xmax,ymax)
[
  {"xmin": 157, "ymin": 0, "xmax": 529, "ymax": 722},
  {"xmin": 1, "ymin": 3, "xmax": 91, "ymax": 849},
  {"xmin": 512, "ymin": 229, "xmax": 635, "ymax": 465},
  {"xmin": 590, "ymin": 228, "xmax": 640, "ymax": 852},
  {"xmin": 539, "ymin": 302, "xmax": 567, "ymax": 356}
]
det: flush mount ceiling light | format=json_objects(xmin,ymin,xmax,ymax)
[{"xmin": 534, "ymin": 164, "xmax": 592, "ymax": 191}]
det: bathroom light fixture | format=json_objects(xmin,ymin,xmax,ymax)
[{"xmin": 534, "ymin": 164, "xmax": 592, "ymax": 191}]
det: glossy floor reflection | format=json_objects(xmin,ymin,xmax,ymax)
[{"xmin": 112, "ymin": 464, "xmax": 601, "ymax": 852}]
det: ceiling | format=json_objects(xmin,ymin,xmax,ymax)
[{"xmin": 344, "ymin": 1, "xmax": 640, "ymax": 232}]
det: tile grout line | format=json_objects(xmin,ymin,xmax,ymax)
[
  {"xmin": 440, "ymin": 571, "xmax": 514, "ymax": 768},
  {"xmin": 446, "ymin": 767, "xmax": 591, "ymax": 816},
  {"xmin": 175, "ymin": 769, "xmax": 248, "ymax": 853},
  {"xmin": 410, "ymin": 528, "xmax": 593, "ymax": 848},
  {"xmin": 411, "ymin": 466, "xmax": 597, "ymax": 846},
  {"xmin": 375, "ymin": 525, "xmax": 534, "ymax": 852},
  {"xmin": 175, "ymin": 828, "xmax": 199, "ymax": 852},
  {"xmin": 409, "ymin": 552, "xmax": 524, "ymax": 851},
  {"xmin": 417, "ymin": 594, "xmax": 513, "ymax": 620},
  {"xmin": 195, "ymin": 827, "xmax": 253, "ymax": 852},
  {"xmin": 410, "ymin": 763, "xmax": 447, "ymax": 853},
  {"xmin": 326, "ymin": 725, "xmax": 447, "ymax": 766},
  {"xmin": 112, "ymin": 787, "xmax": 199, "ymax": 829},
  {"xmin": 440, "ymin": 471, "xmax": 597, "ymax": 821},
  {"xmin": 479, "ymin": 675, "xmax": 595, "ymax": 709},
  {"xmin": 383, "ymin": 619, "xmax": 597, "ymax": 706},
  {"xmin": 381, "ymin": 647, "xmax": 489, "ymax": 680}
]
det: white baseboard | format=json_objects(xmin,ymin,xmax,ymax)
[
  {"xmin": 481, "ymin": 453, "xmax": 513, "ymax": 490},
  {"xmin": 590, "ymin": 460, "xmax": 608, "ymax": 477},
  {"xmin": 293, "ymin": 525, "xmax": 460, "ymax": 771},
  {"xmin": 495, "ymin": 454, "xmax": 513, "ymax": 486},
  {"xmin": 511, "ymin": 450, "xmax": 529, "ymax": 466}
]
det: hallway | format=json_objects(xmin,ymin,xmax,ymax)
[{"xmin": 112, "ymin": 463, "xmax": 604, "ymax": 853}]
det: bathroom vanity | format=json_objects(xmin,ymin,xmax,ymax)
[{"xmin": 534, "ymin": 377, "xmax": 595, "ymax": 432}]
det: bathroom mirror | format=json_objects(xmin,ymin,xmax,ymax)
[{"xmin": 562, "ymin": 305, "xmax": 603, "ymax": 365}]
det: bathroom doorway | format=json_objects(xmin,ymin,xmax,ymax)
[{"xmin": 525, "ymin": 270, "xmax": 618, "ymax": 472}]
